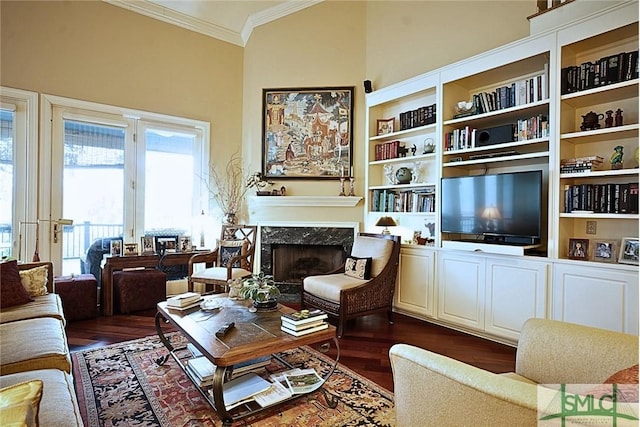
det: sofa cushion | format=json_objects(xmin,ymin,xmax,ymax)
[
  {"xmin": 19, "ymin": 264, "xmax": 49, "ymax": 297},
  {"xmin": 191, "ymin": 266, "xmax": 252, "ymax": 282},
  {"xmin": 303, "ymin": 273, "xmax": 367, "ymax": 303},
  {"xmin": 0, "ymin": 260, "xmax": 34, "ymax": 308},
  {"xmin": 0, "ymin": 369, "xmax": 83, "ymax": 427},
  {"xmin": 0, "ymin": 379, "xmax": 43, "ymax": 427},
  {"xmin": 0, "ymin": 317, "xmax": 71, "ymax": 375},
  {"xmin": 0, "ymin": 294, "xmax": 65, "ymax": 325},
  {"xmin": 344, "ymin": 256, "xmax": 372, "ymax": 280}
]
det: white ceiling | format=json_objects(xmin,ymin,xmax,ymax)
[{"xmin": 105, "ymin": 0, "xmax": 323, "ymax": 47}]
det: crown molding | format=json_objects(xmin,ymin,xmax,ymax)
[{"xmin": 105, "ymin": 0, "xmax": 323, "ymax": 47}]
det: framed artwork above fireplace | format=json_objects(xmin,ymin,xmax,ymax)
[{"xmin": 262, "ymin": 86, "xmax": 354, "ymax": 180}]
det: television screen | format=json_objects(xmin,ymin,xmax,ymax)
[{"xmin": 441, "ymin": 170, "xmax": 542, "ymax": 243}]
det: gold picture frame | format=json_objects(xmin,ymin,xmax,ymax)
[{"xmin": 377, "ymin": 118, "xmax": 394, "ymax": 135}]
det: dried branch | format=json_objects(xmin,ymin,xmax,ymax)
[{"xmin": 207, "ymin": 152, "xmax": 251, "ymax": 215}]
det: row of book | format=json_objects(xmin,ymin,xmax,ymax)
[
  {"xmin": 185, "ymin": 343, "xmax": 271, "ymax": 388},
  {"xmin": 399, "ymin": 104, "xmax": 436, "ymax": 131},
  {"xmin": 563, "ymin": 182, "xmax": 639, "ymax": 214},
  {"xmin": 370, "ymin": 188, "xmax": 436, "ymax": 213},
  {"xmin": 560, "ymin": 156, "xmax": 604, "ymax": 174},
  {"xmin": 455, "ymin": 72, "xmax": 547, "ymax": 119},
  {"xmin": 444, "ymin": 114, "xmax": 549, "ymax": 152},
  {"xmin": 560, "ymin": 50, "xmax": 639, "ymax": 95},
  {"xmin": 374, "ymin": 140, "xmax": 410, "ymax": 161},
  {"xmin": 280, "ymin": 309, "xmax": 329, "ymax": 337}
]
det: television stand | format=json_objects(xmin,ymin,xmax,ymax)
[{"xmin": 442, "ymin": 240, "xmax": 541, "ymax": 256}]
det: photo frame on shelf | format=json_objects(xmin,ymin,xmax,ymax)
[
  {"xmin": 155, "ymin": 236, "xmax": 178, "ymax": 254},
  {"xmin": 618, "ymin": 237, "xmax": 639, "ymax": 265},
  {"xmin": 377, "ymin": 118, "xmax": 394, "ymax": 135},
  {"xmin": 110, "ymin": 239, "xmax": 123, "ymax": 257},
  {"xmin": 262, "ymin": 86, "xmax": 354, "ymax": 179},
  {"xmin": 593, "ymin": 239, "xmax": 617, "ymax": 263},
  {"xmin": 179, "ymin": 236, "xmax": 192, "ymax": 253},
  {"xmin": 568, "ymin": 238, "xmax": 589, "ymax": 260},
  {"xmin": 124, "ymin": 243, "xmax": 138, "ymax": 256},
  {"xmin": 141, "ymin": 236, "xmax": 155, "ymax": 255}
]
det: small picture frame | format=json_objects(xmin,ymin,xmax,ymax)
[
  {"xmin": 593, "ymin": 239, "xmax": 617, "ymax": 263},
  {"xmin": 377, "ymin": 118, "xmax": 394, "ymax": 135},
  {"xmin": 156, "ymin": 236, "xmax": 178, "ymax": 254},
  {"xmin": 179, "ymin": 236, "xmax": 192, "ymax": 253},
  {"xmin": 618, "ymin": 237, "xmax": 639, "ymax": 265},
  {"xmin": 110, "ymin": 239, "xmax": 123, "ymax": 257},
  {"xmin": 141, "ymin": 236, "xmax": 155, "ymax": 255},
  {"xmin": 568, "ymin": 238, "xmax": 589, "ymax": 260},
  {"xmin": 124, "ymin": 243, "xmax": 139, "ymax": 256}
]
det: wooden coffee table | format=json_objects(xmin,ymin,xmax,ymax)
[{"xmin": 155, "ymin": 295, "xmax": 339, "ymax": 426}]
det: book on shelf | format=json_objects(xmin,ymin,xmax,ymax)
[
  {"xmin": 281, "ymin": 309, "xmax": 327, "ymax": 325},
  {"xmin": 167, "ymin": 292, "xmax": 201, "ymax": 308},
  {"xmin": 281, "ymin": 322, "xmax": 329, "ymax": 337},
  {"xmin": 187, "ymin": 343, "xmax": 203, "ymax": 358},
  {"xmin": 228, "ymin": 356, "xmax": 271, "ymax": 379},
  {"xmin": 186, "ymin": 356, "xmax": 216, "ymax": 387}
]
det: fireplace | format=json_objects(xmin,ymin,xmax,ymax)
[{"xmin": 259, "ymin": 224, "xmax": 356, "ymax": 299}]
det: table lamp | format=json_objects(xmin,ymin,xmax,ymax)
[{"xmin": 375, "ymin": 216, "xmax": 397, "ymax": 235}]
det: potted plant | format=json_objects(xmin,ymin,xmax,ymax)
[{"xmin": 239, "ymin": 272, "xmax": 280, "ymax": 310}]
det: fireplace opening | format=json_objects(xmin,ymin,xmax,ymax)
[{"xmin": 272, "ymin": 244, "xmax": 345, "ymax": 285}]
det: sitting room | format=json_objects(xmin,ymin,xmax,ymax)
[{"xmin": 1, "ymin": 1, "xmax": 638, "ymax": 426}]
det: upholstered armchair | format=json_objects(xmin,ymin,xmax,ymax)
[
  {"xmin": 302, "ymin": 232, "xmax": 401, "ymax": 337},
  {"xmin": 389, "ymin": 318, "xmax": 639, "ymax": 426},
  {"xmin": 187, "ymin": 225, "xmax": 257, "ymax": 293}
]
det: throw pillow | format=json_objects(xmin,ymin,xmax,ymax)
[
  {"xmin": 19, "ymin": 265, "xmax": 49, "ymax": 297},
  {"xmin": 0, "ymin": 260, "xmax": 34, "ymax": 308},
  {"xmin": 0, "ymin": 379, "xmax": 43, "ymax": 427},
  {"xmin": 344, "ymin": 256, "xmax": 372, "ymax": 280},
  {"xmin": 217, "ymin": 239, "xmax": 249, "ymax": 269}
]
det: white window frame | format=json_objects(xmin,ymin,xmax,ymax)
[
  {"xmin": 0, "ymin": 87, "xmax": 39, "ymax": 260},
  {"xmin": 40, "ymin": 94, "xmax": 210, "ymax": 270}
]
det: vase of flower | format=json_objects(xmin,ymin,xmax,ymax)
[{"xmin": 223, "ymin": 212, "xmax": 237, "ymax": 224}]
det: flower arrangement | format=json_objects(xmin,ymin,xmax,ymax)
[
  {"xmin": 207, "ymin": 153, "xmax": 275, "ymax": 218},
  {"xmin": 239, "ymin": 272, "xmax": 280, "ymax": 302},
  {"xmin": 207, "ymin": 152, "xmax": 250, "ymax": 218}
]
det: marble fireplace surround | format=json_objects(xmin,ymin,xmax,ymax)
[{"xmin": 258, "ymin": 221, "xmax": 358, "ymax": 297}]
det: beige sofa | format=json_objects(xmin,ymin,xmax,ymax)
[
  {"xmin": 390, "ymin": 318, "xmax": 638, "ymax": 427},
  {"xmin": 0, "ymin": 261, "xmax": 83, "ymax": 426}
]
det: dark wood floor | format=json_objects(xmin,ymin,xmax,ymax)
[{"xmin": 66, "ymin": 308, "xmax": 516, "ymax": 392}]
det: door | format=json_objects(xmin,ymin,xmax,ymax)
[{"xmin": 43, "ymin": 95, "xmax": 209, "ymax": 276}]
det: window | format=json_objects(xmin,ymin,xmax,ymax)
[
  {"xmin": 41, "ymin": 95, "xmax": 209, "ymax": 274},
  {"xmin": 0, "ymin": 87, "xmax": 38, "ymax": 260}
]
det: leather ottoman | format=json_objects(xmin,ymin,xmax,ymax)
[
  {"xmin": 113, "ymin": 269, "xmax": 166, "ymax": 314},
  {"xmin": 54, "ymin": 274, "xmax": 98, "ymax": 322}
]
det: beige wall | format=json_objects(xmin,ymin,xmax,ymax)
[
  {"xmin": 0, "ymin": 0, "xmax": 244, "ymax": 175},
  {"xmin": 1, "ymin": 0, "xmax": 536, "ymax": 225}
]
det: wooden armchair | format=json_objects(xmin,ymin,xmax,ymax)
[
  {"xmin": 187, "ymin": 225, "xmax": 257, "ymax": 293},
  {"xmin": 302, "ymin": 232, "xmax": 401, "ymax": 337}
]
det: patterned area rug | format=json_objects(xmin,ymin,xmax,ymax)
[{"xmin": 72, "ymin": 334, "xmax": 395, "ymax": 426}]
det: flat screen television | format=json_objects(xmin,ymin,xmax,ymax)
[{"xmin": 441, "ymin": 170, "xmax": 542, "ymax": 245}]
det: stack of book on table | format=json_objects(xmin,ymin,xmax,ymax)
[
  {"xmin": 186, "ymin": 344, "xmax": 271, "ymax": 383},
  {"xmin": 280, "ymin": 309, "xmax": 328, "ymax": 336},
  {"xmin": 166, "ymin": 292, "xmax": 202, "ymax": 310}
]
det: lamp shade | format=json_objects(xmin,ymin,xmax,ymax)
[{"xmin": 375, "ymin": 216, "xmax": 397, "ymax": 227}]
